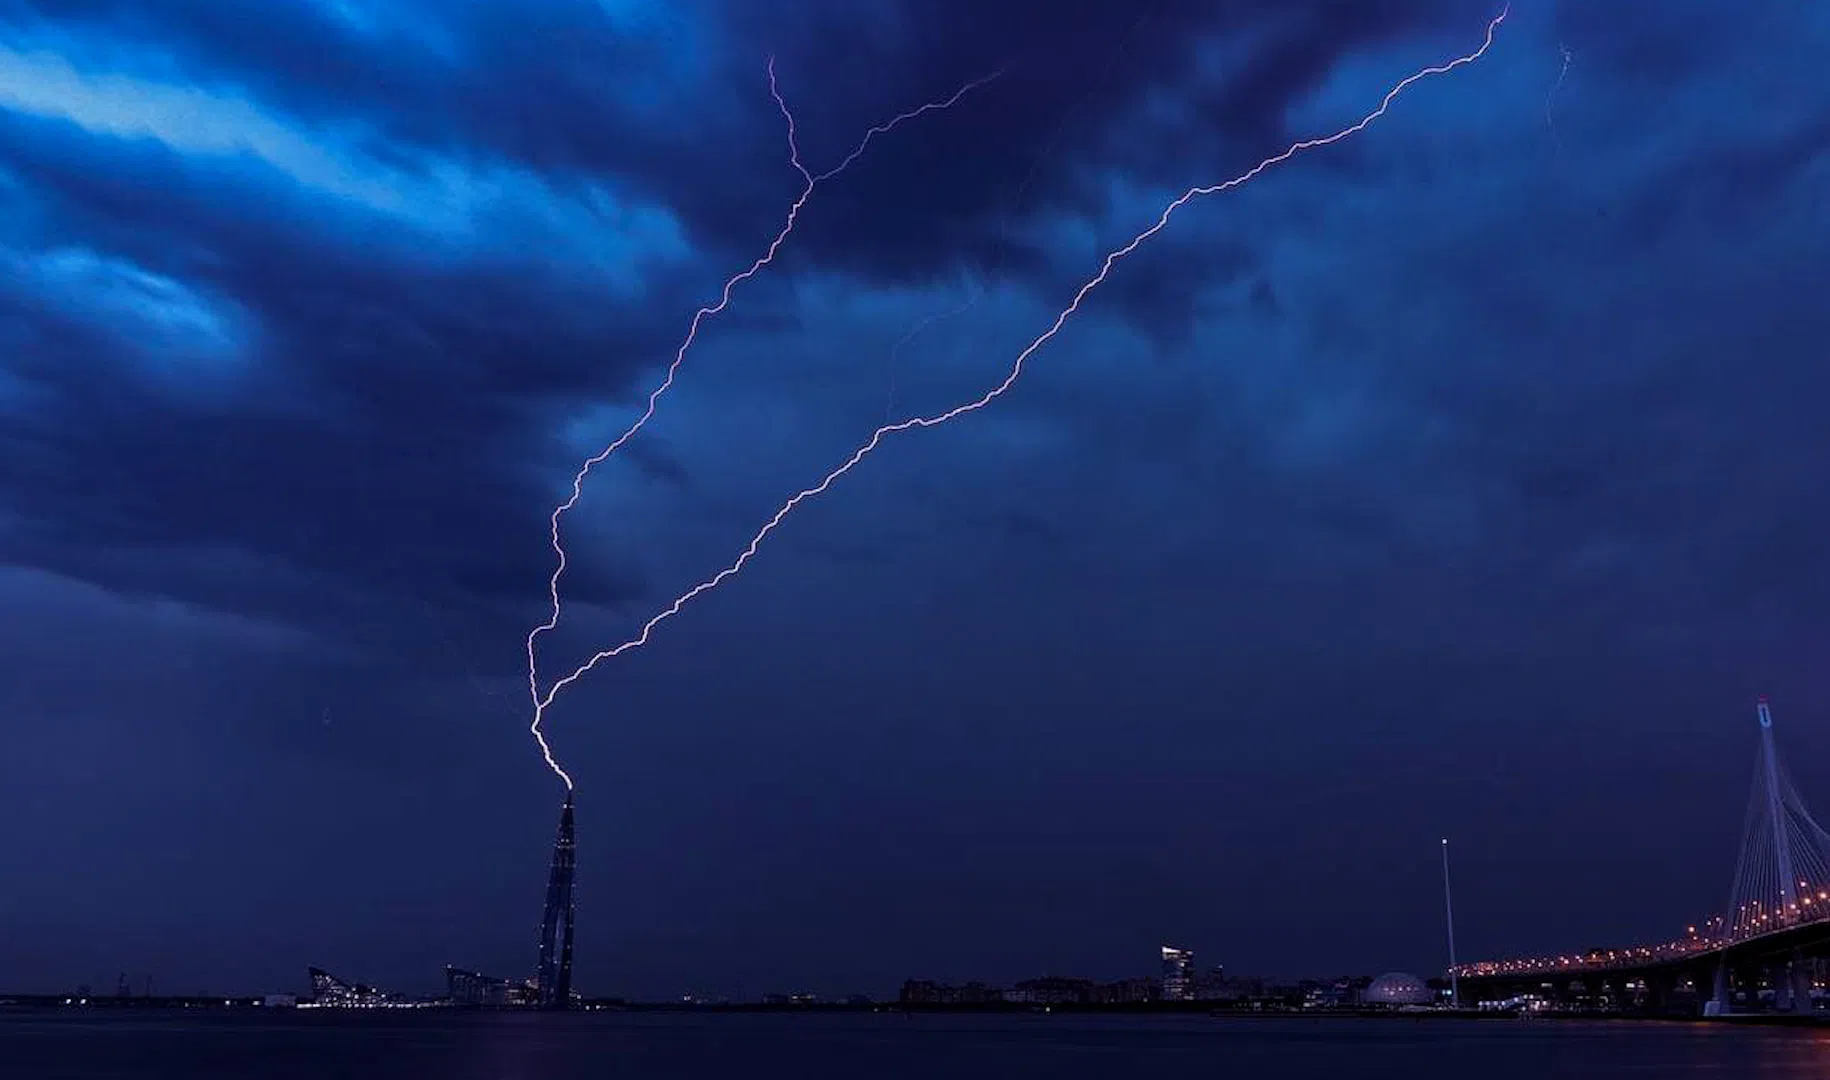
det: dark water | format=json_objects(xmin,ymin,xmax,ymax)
[{"xmin": 4, "ymin": 1011, "xmax": 1829, "ymax": 1078}]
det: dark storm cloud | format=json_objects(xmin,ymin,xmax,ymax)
[
  {"xmin": 0, "ymin": 53, "xmax": 710, "ymax": 637},
  {"xmin": 737, "ymin": 0, "xmax": 1476, "ymax": 280},
  {"xmin": 0, "ymin": 207, "xmax": 654, "ymax": 643},
  {"xmin": 14, "ymin": 0, "xmax": 1476, "ymax": 281},
  {"xmin": 7, "ymin": 0, "xmax": 1365, "ymax": 640}
]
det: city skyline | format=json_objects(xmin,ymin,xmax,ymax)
[
  {"xmin": 12, "ymin": 710, "xmax": 1814, "ymax": 1003},
  {"xmin": 3, "ymin": 0, "xmax": 1829, "ymax": 1002}
]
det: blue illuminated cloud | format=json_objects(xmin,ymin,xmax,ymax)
[
  {"xmin": 0, "ymin": 35, "xmax": 692, "ymax": 283},
  {"xmin": 22, "ymin": 245, "xmax": 247, "ymax": 355}
]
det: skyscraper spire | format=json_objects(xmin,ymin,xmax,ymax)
[{"xmin": 535, "ymin": 792, "xmax": 576, "ymax": 1009}]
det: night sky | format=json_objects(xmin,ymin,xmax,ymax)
[{"xmin": 3, "ymin": 0, "xmax": 1829, "ymax": 1001}]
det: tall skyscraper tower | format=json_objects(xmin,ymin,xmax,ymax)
[{"xmin": 535, "ymin": 792, "xmax": 577, "ymax": 1009}]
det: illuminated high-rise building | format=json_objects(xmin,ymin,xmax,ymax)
[
  {"xmin": 445, "ymin": 966, "xmax": 535, "ymax": 1007},
  {"xmin": 534, "ymin": 793, "xmax": 577, "ymax": 1009},
  {"xmin": 307, "ymin": 966, "xmax": 390, "ymax": 1007},
  {"xmin": 1160, "ymin": 946, "xmax": 1195, "ymax": 1001}
]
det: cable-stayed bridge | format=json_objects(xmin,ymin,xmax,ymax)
[{"xmin": 1455, "ymin": 698, "xmax": 1830, "ymax": 1014}]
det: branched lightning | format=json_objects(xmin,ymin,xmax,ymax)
[
  {"xmin": 527, "ymin": 63, "xmax": 998, "ymax": 788},
  {"xmin": 1546, "ymin": 43, "xmax": 1572, "ymax": 153},
  {"xmin": 884, "ymin": 274, "xmax": 984, "ymax": 424},
  {"xmin": 529, "ymin": 10, "xmax": 1508, "ymax": 785}
]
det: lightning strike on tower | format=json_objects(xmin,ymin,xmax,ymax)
[
  {"xmin": 525, "ymin": 65, "xmax": 998, "ymax": 789},
  {"xmin": 527, "ymin": 10, "xmax": 1509, "ymax": 783}
]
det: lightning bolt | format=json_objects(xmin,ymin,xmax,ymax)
[
  {"xmin": 529, "ymin": 10, "xmax": 1509, "ymax": 784},
  {"xmin": 884, "ymin": 273, "xmax": 985, "ymax": 425},
  {"xmin": 1546, "ymin": 42, "xmax": 1572, "ymax": 154},
  {"xmin": 527, "ymin": 65, "xmax": 998, "ymax": 788}
]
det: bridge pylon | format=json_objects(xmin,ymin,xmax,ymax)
[
  {"xmin": 1712, "ymin": 698, "xmax": 1830, "ymax": 1014},
  {"xmin": 1725, "ymin": 698, "xmax": 1830, "ymax": 943}
]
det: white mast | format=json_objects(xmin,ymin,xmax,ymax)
[{"xmin": 1442, "ymin": 837, "xmax": 1460, "ymax": 1007}]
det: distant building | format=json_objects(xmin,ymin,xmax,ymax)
[
  {"xmin": 1160, "ymin": 946, "xmax": 1195, "ymax": 1001},
  {"xmin": 1362, "ymin": 972, "xmax": 1433, "ymax": 1006},
  {"xmin": 898, "ymin": 980, "xmax": 1001, "ymax": 1005},
  {"xmin": 1193, "ymin": 965, "xmax": 1228, "ymax": 1001},
  {"xmin": 307, "ymin": 967, "xmax": 391, "ymax": 1007},
  {"xmin": 1297, "ymin": 977, "xmax": 1363, "ymax": 1009},
  {"xmin": 915, "ymin": 982, "xmax": 992, "ymax": 1005},
  {"xmin": 1099, "ymin": 977, "xmax": 1159, "ymax": 1004},
  {"xmin": 900, "ymin": 980, "xmax": 942, "ymax": 1004},
  {"xmin": 1008, "ymin": 977, "xmax": 1095, "ymax": 1005},
  {"xmin": 1201, "ymin": 973, "xmax": 1266, "ymax": 1004},
  {"xmin": 445, "ymin": 967, "xmax": 536, "ymax": 1007}
]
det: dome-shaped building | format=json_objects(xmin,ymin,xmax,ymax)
[{"xmin": 1362, "ymin": 972, "xmax": 1434, "ymax": 1006}]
